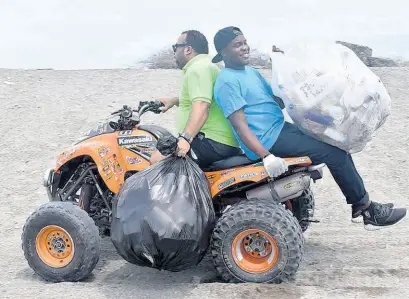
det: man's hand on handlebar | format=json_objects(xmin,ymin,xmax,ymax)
[
  {"xmin": 137, "ymin": 100, "xmax": 164, "ymax": 114},
  {"xmin": 157, "ymin": 97, "xmax": 179, "ymax": 113}
]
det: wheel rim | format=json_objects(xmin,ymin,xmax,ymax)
[
  {"xmin": 231, "ymin": 229, "xmax": 279, "ymax": 273},
  {"xmin": 35, "ymin": 225, "xmax": 75, "ymax": 268}
]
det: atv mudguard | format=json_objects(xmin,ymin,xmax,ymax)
[
  {"xmin": 205, "ymin": 157, "xmax": 313, "ymax": 198},
  {"xmin": 54, "ymin": 133, "xmax": 146, "ymax": 194}
]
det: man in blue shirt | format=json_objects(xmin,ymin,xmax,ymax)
[{"xmin": 212, "ymin": 26, "xmax": 406, "ymax": 230}]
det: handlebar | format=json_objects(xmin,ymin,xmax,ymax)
[
  {"xmin": 110, "ymin": 100, "xmax": 164, "ymax": 119},
  {"xmin": 138, "ymin": 100, "xmax": 164, "ymax": 114},
  {"xmin": 110, "ymin": 108, "xmax": 122, "ymax": 115},
  {"xmin": 107, "ymin": 100, "xmax": 164, "ymax": 131}
]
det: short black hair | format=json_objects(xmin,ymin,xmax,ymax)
[{"xmin": 182, "ymin": 30, "xmax": 209, "ymax": 54}]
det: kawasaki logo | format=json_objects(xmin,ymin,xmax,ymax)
[{"xmin": 118, "ymin": 136, "xmax": 152, "ymax": 145}]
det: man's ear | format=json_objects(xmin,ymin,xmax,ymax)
[{"xmin": 185, "ymin": 46, "xmax": 194, "ymax": 56}]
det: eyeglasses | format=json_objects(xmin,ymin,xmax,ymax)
[{"xmin": 172, "ymin": 43, "xmax": 189, "ymax": 52}]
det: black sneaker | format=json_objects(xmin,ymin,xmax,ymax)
[
  {"xmin": 351, "ymin": 203, "xmax": 393, "ymax": 223},
  {"xmin": 358, "ymin": 202, "xmax": 406, "ymax": 231}
]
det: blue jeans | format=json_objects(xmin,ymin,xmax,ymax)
[{"xmin": 270, "ymin": 122, "xmax": 368, "ymax": 206}]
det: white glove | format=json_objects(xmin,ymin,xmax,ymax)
[{"xmin": 263, "ymin": 154, "xmax": 288, "ymax": 178}]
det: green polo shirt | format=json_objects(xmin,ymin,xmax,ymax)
[{"xmin": 176, "ymin": 54, "xmax": 239, "ymax": 148}]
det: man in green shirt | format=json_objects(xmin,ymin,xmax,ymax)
[{"xmin": 150, "ymin": 30, "xmax": 241, "ymax": 168}]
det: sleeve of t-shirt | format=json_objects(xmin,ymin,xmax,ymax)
[
  {"xmin": 214, "ymin": 81, "xmax": 247, "ymax": 118},
  {"xmin": 187, "ymin": 67, "xmax": 214, "ymax": 104}
]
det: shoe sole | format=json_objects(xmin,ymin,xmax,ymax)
[
  {"xmin": 351, "ymin": 216, "xmax": 363, "ymax": 223},
  {"xmin": 364, "ymin": 214, "xmax": 406, "ymax": 231}
]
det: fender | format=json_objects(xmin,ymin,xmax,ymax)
[
  {"xmin": 206, "ymin": 156, "xmax": 312, "ymax": 197},
  {"xmin": 54, "ymin": 134, "xmax": 131, "ymax": 194},
  {"xmin": 206, "ymin": 165, "xmax": 267, "ymax": 197}
]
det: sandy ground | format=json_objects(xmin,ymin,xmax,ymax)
[{"xmin": 0, "ymin": 67, "xmax": 408, "ymax": 299}]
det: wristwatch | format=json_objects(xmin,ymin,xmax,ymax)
[{"xmin": 179, "ymin": 132, "xmax": 193, "ymax": 144}]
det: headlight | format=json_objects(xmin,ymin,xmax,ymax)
[{"xmin": 43, "ymin": 168, "xmax": 54, "ymax": 187}]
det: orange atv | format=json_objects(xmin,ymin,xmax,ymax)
[{"xmin": 21, "ymin": 100, "xmax": 325, "ymax": 284}]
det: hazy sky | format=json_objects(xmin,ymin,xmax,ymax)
[{"xmin": 1, "ymin": 0, "xmax": 408, "ymax": 69}]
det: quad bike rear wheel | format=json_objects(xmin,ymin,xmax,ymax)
[
  {"xmin": 21, "ymin": 201, "xmax": 100, "ymax": 282},
  {"xmin": 211, "ymin": 199, "xmax": 304, "ymax": 283}
]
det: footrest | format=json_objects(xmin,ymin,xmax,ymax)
[{"xmin": 300, "ymin": 218, "xmax": 320, "ymax": 223}]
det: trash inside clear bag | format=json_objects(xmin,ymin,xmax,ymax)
[{"xmin": 271, "ymin": 43, "xmax": 391, "ymax": 153}]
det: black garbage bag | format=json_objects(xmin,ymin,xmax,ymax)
[{"xmin": 110, "ymin": 155, "xmax": 216, "ymax": 272}]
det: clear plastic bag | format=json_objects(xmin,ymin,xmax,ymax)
[
  {"xmin": 270, "ymin": 43, "xmax": 391, "ymax": 153},
  {"xmin": 110, "ymin": 155, "xmax": 216, "ymax": 271}
]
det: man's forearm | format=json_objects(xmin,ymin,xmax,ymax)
[
  {"xmin": 182, "ymin": 100, "xmax": 210, "ymax": 138},
  {"xmin": 172, "ymin": 97, "xmax": 180, "ymax": 106},
  {"xmin": 229, "ymin": 110, "xmax": 270, "ymax": 159},
  {"xmin": 235, "ymin": 124, "xmax": 271, "ymax": 158}
]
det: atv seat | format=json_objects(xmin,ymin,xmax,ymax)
[{"xmin": 204, "ymin": 154, "xmax": 256, "ymax": 172}]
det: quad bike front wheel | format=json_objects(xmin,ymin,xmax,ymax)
[
  {"xmin": 21, "ymin": 201, "xmax": 100, "ymax": 282},
  {"xmin": 211, "ymin": 199, "xmax": 304, "ymax": 283}
]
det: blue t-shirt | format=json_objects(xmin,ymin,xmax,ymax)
[{"xmin": 214, "ymin": 66, "xmax": 285, "ymax": 160}]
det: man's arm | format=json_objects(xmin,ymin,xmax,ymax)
[
  {"xmin": 182, "ymin": 100, "xmax": 210, "ymax": 138},
  {"xmin": 176, "ymin": 99, "xmax": 211, "ymax": 156},
  {"xmin": 227, "ymin": 108, "xmax": 288, "ymax": 178},
  {"xmin": 215, "ymin": 80, "xmax": 288, "ymax": 177},
  {"xmin": 228, "ymin": 109, "xmax": 270, "ymax": 159},
  {"xmin": 172, "ymin": 97, "xmax": 180, "ymax": 106},
  {"xmin": 182, "ymin": 67, "xmax": 215, "ymax": 137},
  {"xmin": 214, "ymin": 81, "xmax": 268, "ymax": 157},
  {"xmin": 175, "ymin": 66, "xmax": 214, "ymax": 156},
  {"xmin": 163, "ymin": 96, "xmax": 179, "ymax": 106},
  {"xmin": 158, "ymin": 97, "xmax": 179, "ymax": 112}
]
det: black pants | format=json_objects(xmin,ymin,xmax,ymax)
[
  {"xmin": 270, "ymin": 122, "xmax": 369, "ymax": 206},
  {"xmin": 189, "ymin": 133, "xmax": 242, "ymax": 169}
]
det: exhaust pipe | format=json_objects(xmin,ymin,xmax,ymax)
[{"xmin": 246, "ymin": 173, "xmax": 311, "ymax": 202}]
